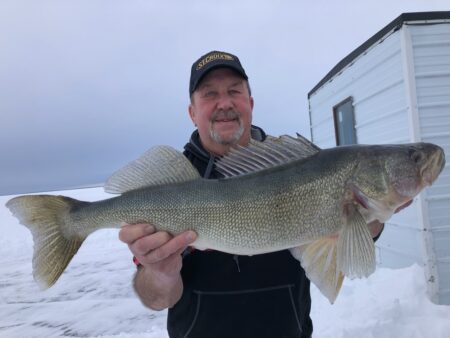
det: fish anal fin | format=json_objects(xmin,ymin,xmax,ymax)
[{"xmin": 290, "ymin": 236, "xmax": 344, "ymax": 304}]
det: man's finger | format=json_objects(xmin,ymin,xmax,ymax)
[
  {"xmin": 119, "ymin": 223, "xmax": 155, "ymax": 244},
  {"xmin": 132, "ymin": 231, "xmax": 174, "ymax": 256},
  {"xmin": 143, "ymin": 231, "xmax": 197, "ymax": 263}
]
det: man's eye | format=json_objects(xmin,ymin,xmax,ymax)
[
  {"xmin": 204, "ymin": 91, "xmax": 217, "ymax": 97},
  {"xmin": 229, "ymin": 89, "xmax": 241, "ymax": 95}
]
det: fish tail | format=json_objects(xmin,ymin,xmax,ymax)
[{"xmin": 6, "ymin": 195, "xmax": 89, "ymax": 288}]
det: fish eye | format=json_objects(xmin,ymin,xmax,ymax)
[{"xmin": 409, "ymin": 149, "xmax": 424, "ymax": 164}]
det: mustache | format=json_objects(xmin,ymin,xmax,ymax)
[{"xmin": 211, "ymin": 110, "xmax": 240, "ymax": 121}]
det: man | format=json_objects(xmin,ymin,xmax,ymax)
[{"xmin": 119, "ymin": 50, "xmax": 385, "ymax": 338}]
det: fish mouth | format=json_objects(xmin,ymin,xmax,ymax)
[{"xmin": 420, "ymin": 145, "xmax": 445, "ymax": 186}]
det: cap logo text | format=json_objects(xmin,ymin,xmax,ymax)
[{"xmin": 196, "ymin": 53, "xmax": 234, "ymax": 70}]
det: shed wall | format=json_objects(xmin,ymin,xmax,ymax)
[
  {"xmin": 409, "ymin": 23, "xmax": 450, "ymax": 304},
  {"xmin": 308, "ymin": 28, "xmax": 423, "ymax": 267}
]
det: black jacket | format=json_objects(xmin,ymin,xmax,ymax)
[{"xmin": 167, "ymin": 126, "xmax": 313, "ymax": 338}]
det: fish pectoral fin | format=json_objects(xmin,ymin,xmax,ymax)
[
  {"xmin": 290, "ymin": 237, "xmax": 344, "ymax": 304},
  {"xmin": 337, "ymin": 204, "xmax": 376, "ymax": 279},
  {"xmin": 105, "ymin": 146, "xmax": 201, "ymax": 193}
]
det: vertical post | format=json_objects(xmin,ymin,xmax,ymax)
[{"xmin": 400, "ymin": 23, "xmax": 439, "ymax": 303}]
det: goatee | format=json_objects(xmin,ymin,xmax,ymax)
[{"xmin": 210, "ymin": 110, "xmax": 244, "ymax": 145}]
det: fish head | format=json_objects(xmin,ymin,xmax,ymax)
[
  {"xmin": 348, "ymin": 143, "xmax": 445, "ymax": 223},
  {"xmin": 387, "ymin": 143, "xmax": 445, "ymax": 197}
]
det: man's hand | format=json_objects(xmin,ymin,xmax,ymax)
[
  {"xmin": 119, "ymin": 223, "xmax": 197, "ymax": 309},
  {"xmin": 119, "ymin": 223, "xmax": 197, "ymax": 276}
]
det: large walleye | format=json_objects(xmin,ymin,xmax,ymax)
[{"xmin": 6, "ymin": 135, "xmax": 445, "ymax": 303}]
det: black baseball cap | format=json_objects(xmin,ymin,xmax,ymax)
[{"xmin": 189, "ymin": 50, "xmax": 248, "ymax": 96}]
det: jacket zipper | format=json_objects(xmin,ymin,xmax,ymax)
[{"xmin": 233, "ymin": 255, "xmax": 241, "ymax": 272}]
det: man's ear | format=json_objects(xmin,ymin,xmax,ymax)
[{"xmin": 188, "ymin": 104, "xmax": 196, "ymax": 125}]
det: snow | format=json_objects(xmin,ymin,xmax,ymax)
[{"xmin": 1, "ymin": 188, "xmax": 450, "ymax": 338}]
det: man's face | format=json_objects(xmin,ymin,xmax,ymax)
[{"xmin": 189, "ymin": 68, "xmax": 254, "ymax": 155}]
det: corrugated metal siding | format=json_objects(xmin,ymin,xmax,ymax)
[
  {"xmin": 376, "ymin": 200, "xmax": 425, "ymax": 267},
  {"xmin": 309, "ymin": 31, "xmax": 411, "ymax": 147},
  {"xmin": 410, "ymin": 23, "xmax": 450, "ymax": 304},
  {"xmin": 308, "ymin": 29, "xmax": 423, "ymax": 267}
]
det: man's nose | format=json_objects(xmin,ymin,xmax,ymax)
[{"xmin": 216, "ymin": 94, "xmax": 234, "ymax": 111}]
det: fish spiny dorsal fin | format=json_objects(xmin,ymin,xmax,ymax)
[
  {"xmin": 216, "ymin": 134, "xmax": 321, "ymax": 178},
  {"xmin": 104, "ymin": 146, "xmax": 200, "ymax": 194}
]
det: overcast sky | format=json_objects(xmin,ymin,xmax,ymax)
[{"xmin": 1, "ymin": 0, "xmax": 449, "ymax": 194}]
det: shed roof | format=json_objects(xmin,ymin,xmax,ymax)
[{"xmin": 308, "ymin": 11, "xmax": 450, "ymax": 98}]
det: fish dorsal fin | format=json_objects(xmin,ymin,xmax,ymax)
[
  {"xmin": 104, "ymin": 145, "xmax": 200, "ymax": 194},
  {"xmin": 216, "ymin": 134, "xmax": 321, "ymax": 178}
]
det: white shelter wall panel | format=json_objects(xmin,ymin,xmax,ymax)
[
  {"xmin": 309, "ymin": 29, "xmax": 420, "ymax": 272},
  {"xmin": 309, "ymin": 32, "xmax": 406, "ymax": 147},
  {"xmin": 436, "ymin": 260, "xmax": 450, "ymax": 304},
  {"xmin": 309, "ymin": 24, "xmax": 450, "ymax": 290},
  {"xmin": 309, "ymin": 119, "xmax": 336, "ymax": 148},
  {"xmin": 377, "ymin": 228, "xmax": 424, "ymax": 268},
  {"xmin": 377, "ymin": 251, "xmax": 417, "ymax": 268},
  {"xmin": 418, "ymin": 107, "xmax": 450, "ymax": 137},
  {"xmin": 377, "ymin": 205, "xmax": 423, "ymax": 267},
  {"xmin": 378, "ymin": 225, "xmax": 423, "ymax": 258},
  {"xmin": 410, "ymin": 23, "xmax": 450, "ymax": 305},
  {"xmin": 433, "ymin": 228, "xmax": 450, "ymax": 258},
  {"xmin": 425, "ymin": 170, "xmax": 450, "ymax": 198}
]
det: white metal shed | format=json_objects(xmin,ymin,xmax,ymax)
[{"xmin": 308, "ymin": 12, "xmax": 450, "ymax": 305}]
